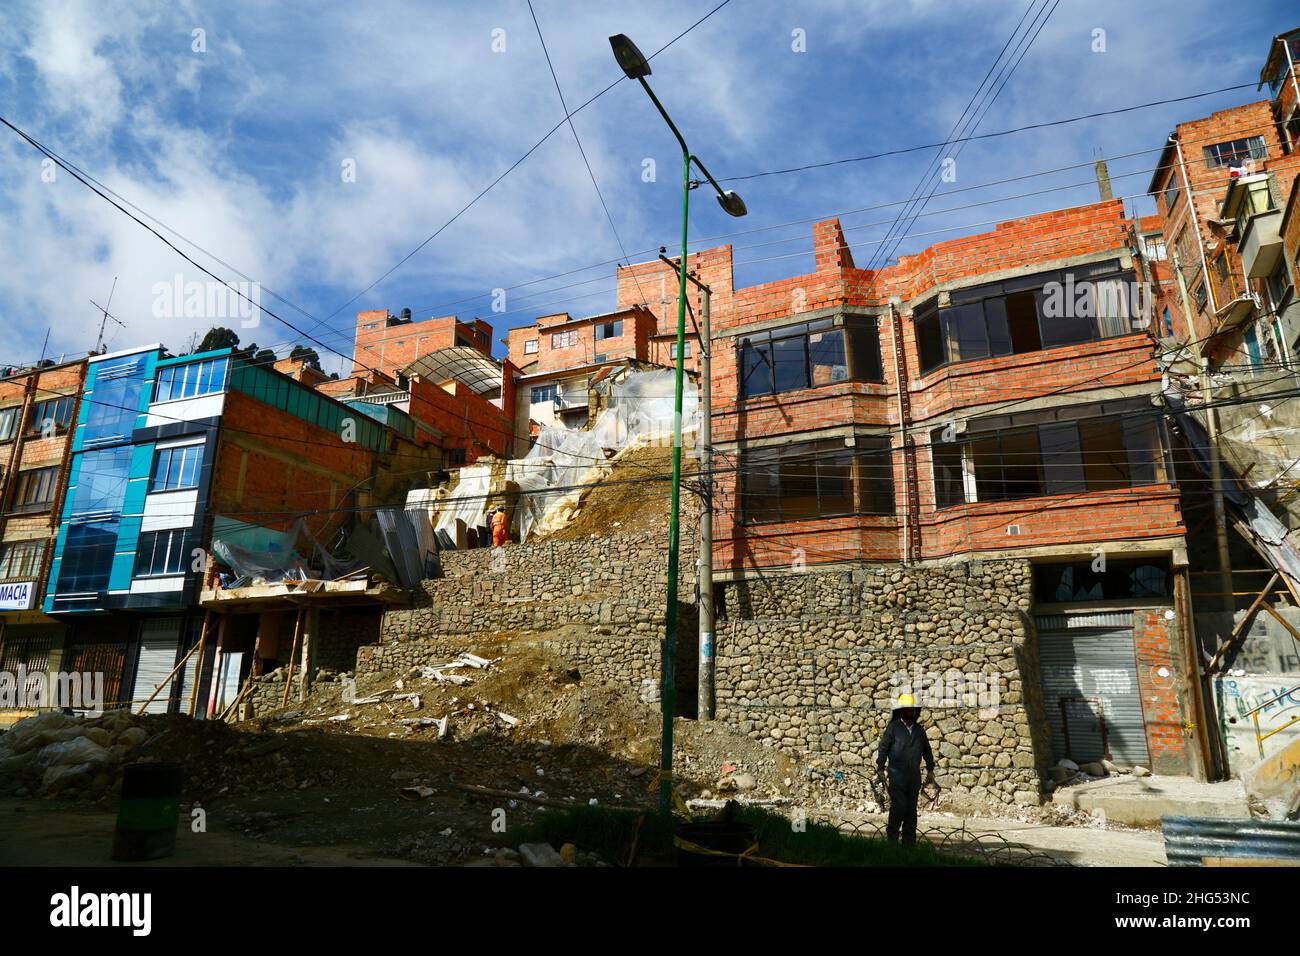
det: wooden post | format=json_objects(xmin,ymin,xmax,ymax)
[
  {"xmin": 188, "ymin": 611, "xmax": 212, "ymax": 718},
  {"xmin": 281, "ymin": 609, "xmax": 304, "ymax": 707},
  {"xmin": 299, "ymin": 606, "xmax": 318, "ymax": 703}
]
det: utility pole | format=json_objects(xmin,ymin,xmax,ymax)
[
  {"xmin": 1201, "ymin": 358, "xmax": 1234, "ymax": 615},
  {"xmin": 662, "ymin": 253, "xmax": 714, "ymax": 719}
]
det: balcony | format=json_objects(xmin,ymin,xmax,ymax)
[{"xmin": 1240, "ymin": 208, "xmax": 1284, "ymax": 279}]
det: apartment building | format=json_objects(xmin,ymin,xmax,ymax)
[
  {"xmin": 41, "ymin": 343, "xmax": 438, "ymax": 715},
  {"xmin": 1149, "ymin": 31, "xmax": 1300, "ymax": 367},
  {"xmin": 503, "ymin": 304, "xmax": 665, "ymax": 454},
  {"xmin": 615, "ymin": 198, "xmax": 1197, "ymax": 775},
  {"xmin": 0, "ymin": 358, "xmax": 87, "ymax": 723},
  {"xmin": 352, "ymin": 308, "xmax": 493, "ymax": 380}
]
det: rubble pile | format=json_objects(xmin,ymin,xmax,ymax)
[{"xmin": 0, "ymin": 710, "xmax": 152, "ymax": 799}]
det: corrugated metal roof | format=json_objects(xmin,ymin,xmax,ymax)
[{"xmin": 1162, "ymin": 816, "xmax": 1300, "ymax": 866}]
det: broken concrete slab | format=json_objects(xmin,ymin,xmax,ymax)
[{"xmin": 1052, "ymin": 775, "xmax": 1249, "ymax": 827}]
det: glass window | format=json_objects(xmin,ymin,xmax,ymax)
[
  {"xmin": 11, "ymin": 467, "xmax": 59, "ymax": 513},
  {"xmin": 25, "ymin": 396, "xmax": 76, "ymax": 436},
  {"xmin": 155, "ymin": 357, "xmax": 228, "ymax": 403},
  {"xmin": 1034, "ymin": 558, "xmax": 1171, "ymax": 602},
  {"xmin": 742, "ymin": 438, "xmax": 894, "ymax": 523},
  {"xmin": 150, "ymin": 444, "xmax": 204, "ymax": 492},
  {"xmin": 1203, "ymin": 136, "xmax": 1268, "ymax": 169},
  {"xmin": 551, "ymin": 330, "xmax": 577, "ymax": 348},
  {"xmin": 670, "ymin": 341, "xmax": 692, "ymax": 360},
  {"xmin": 916, "ymin": 307, "xmax": 946, "ymax": 373},
  {"xmin": 55, "ymin": 519, "xmax": 119, "ymax": 594},
  {"xmin": 135, "ymin": 529, "xmax": 194, "ymax": 577},
  {"xmin": 771, "ymin": 335, "xmax": 807, "ymax": 392},
  {"xmin": 740, "ymin": 341, "xmax": 774, "ymax": 398},
  {"xmin": 66, "ymin": 446, "xmax": 132, "ymax": 516},
  {"xmin": 0, "ymin": 539, "xmax": 45, "ymax": 579},
  {"xmin": 523, "ymin": 340, "xmax": 538, "ymax": 355},
  {"xmin": 595, "ymin": 320, "xmax": 623, "ymax": 341},
  {"xmin": 84, "ymin": 357, "xmax": 145, "ymax": 446},
  {"xmin": 530, "ymin": 384, "xmax": 559, "ymax": 404},
  {"xmin": 1233, "ymin": 180, "xmax": 1275, "ymax": 236},
  {"xmin": 0, "ymin": 406, "xmax": 19, "ymax": 442},
  {"xmin": 845, "ymin": 316, "xmax": 884, "ymax": 382},
  {"xmin": 1163, "ymin": 173, "xmax": 1180, "ymax": 213}
]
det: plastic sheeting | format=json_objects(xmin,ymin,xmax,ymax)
[{"xmin": 211, "ymin": 518, "xmax": 366, "ymax": 585}]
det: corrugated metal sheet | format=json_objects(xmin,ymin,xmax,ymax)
[
  {"xmin": 1036, "ymin": 612, "xmax": 1134, "ymax": 630},
  {"xmin": 1038, "ymin": 621, "xmax": 1150, "ymax": 766},
  {"xmin": 133, "ymin": 618, "xmax": 182, "ymax": 714},
  {"xmin": 1163, "ymin": 816, "xmax": 1300, "ymax": 866}
]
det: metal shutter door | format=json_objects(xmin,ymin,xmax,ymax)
[
  {"xmin": 1036, "ymin": 614, "xmax": 1150, "ymax": 767},
  {"xmin": 132, "ymin": 618, "xmax": 183, "ymax": 714}
]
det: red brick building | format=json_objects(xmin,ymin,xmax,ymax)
[{"xmin": 617, "ymin": 200, "xmax": 1196, "ymax": 774}]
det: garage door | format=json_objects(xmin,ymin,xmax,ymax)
[
  {"xmin": 132, "ymin": 618, "xmax": 183, "ymax": 714},
  {"xmin": 1036, "ymin": 613, "xmax": 1150, "ymax": 767}
]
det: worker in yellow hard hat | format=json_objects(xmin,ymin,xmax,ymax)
[{"xmin": 876, "ymin": 692, "xmax": 937, "ymax": 845}]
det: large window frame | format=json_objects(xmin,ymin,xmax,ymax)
[
  {"xmin": 1203, "ymin": 136, "xmax": 1268, "ymax": 169},
  {"xmin": 594, "ymin": 320, "xmax": 623, "ymax": 341},
  {"xmin": 10, "ymin": 466, "xmax": 60, "ymax": 514},
  {"xmin": 741, "ymin": 436, "xmax": 895, "ymax": 525},
  {"xmin": 551, "ymin": 330, "xmax": 577, "ymax": 349},
  {"xmin": 738, "ymin": 315, "xmax": 883, "ymax": 400},
  {"xmin": 0, "ymin": 406, "xmax": 19, "ymax": 443},
  {"xmin": 915, "ymin": 261, "xmax": 1143, "ymax": 375},
  {"xmin": 0, "ymin": 539, "xmax": 46, "ymax": 580},
  {"xmin": 932, "ymin": 410, "xmax": 1168, "ymax": 509},
  {"xmin": 154, "ymin": 357, "xmax": 229, "ymax": 404},
  {"xmin": 150, "ymin": 443, "xmax": 205, "ymax": 492},
  {"xmin": 25, "ymin": 395, "xmax": 76, "ymax": 437},
  {"xmin": 134, "ymin": 528, "xmax": 196, "ymax": 578}
]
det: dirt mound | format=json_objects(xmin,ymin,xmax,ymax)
[{"xmin": 539, "ymin": 443, "xmax": 698, "ymax": 541}]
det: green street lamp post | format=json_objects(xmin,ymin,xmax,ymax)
[{"xmin": 609, "ymin": 33, "xmax": 747, "ymax": 815}]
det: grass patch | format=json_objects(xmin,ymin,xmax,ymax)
[{"xmin": 506, "ymin": 804, "xmax": 986, "ymax": 867}]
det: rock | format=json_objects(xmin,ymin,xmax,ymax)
[
  {"xmin": 116, "ymin": 727, "xmax": 148, "ymax": 749},
  {"xmin": 559, "ymin": 842, "xmax": 577, "ymax": 864},
  {"xmin": 1048, "ymin": 766, "xmax": 1072, "ymax": 783},
  {"xmin": 518, "ymin": 842, "xmax": 565, "ymax": 867},
  {"xmin": 733, "ymin": 773, "xmax": 757, "ymax": 792},
  {"xmin": 1131, "ymin": 765, "xmax": 1151, "ymax": 778},
  {"xmin": 1054, "ymin": 758, "xmax": 1079, "ymax": 772},
  {"xmin": 1079, "ymin": 762, "xmax": 1107, "ymax": 777},
  {"xmin": 1101, "ymin": 759, "xmax": 1123, "ymax": 775}
]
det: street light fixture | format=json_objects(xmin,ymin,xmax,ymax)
[{"xmin": 609, "ymin": 32, "xmax": 747, "ymax": 816}]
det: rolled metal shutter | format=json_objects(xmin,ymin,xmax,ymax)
[
  {"xmin": 132, "ymin": 618, "xmax": 183, "ymax": 714},
  {"xmin": 1036, "ymin": 613, "xmax": 1150, "ymax": 767}
]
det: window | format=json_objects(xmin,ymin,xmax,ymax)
[
  {"xmin": 1034, "ymin": 557, "xmax": 1171, "ymax": 602},
  {"xmin": 595, "ymin": 320, "xmax": 623, "ymax": 341},
  {"xmin": 531, "ymin": 384, "xmax": 559, "ymax": 404},
  {"xmin": 10, "ymin": 466, "xmax": 59, "ymax": 513},
  {"xmin": 1266, "ymin": 32, "xmax": 1300, "ymax": 96},
  {"xmin": 741, "ymin": 437, "xmax": 894, "ymax": 524},
  {"xmin": 1203, "ymin": 136, "xmax": 1267, "ymax": 169},
  {"xmin": 446, "ymin": 447, "xmax": 466, "ymax": 467},
  {"xmin": 150, "ymin": 444, "xmax": 204, "ymax": 492},
  {"xmin": 135, "ymin": 529, "xmax": 195, "ymax": 577},
  {"xmin": 1192, "ymin": 282, "xmax": 1208, "ymax": 312},
  {"xmin": 932, "ymin": 411, "xmax": 1166, "ymax": 508},
  {"xmin": 916, "ymin": 262, "xmax": 1139, "ymax": 375},
  {"xmin": 155, "ymin": 357, "xmax": 228, "ymax": 403},
  {"xmin": 738, "ymin": 316, "xmax": 882, "ymax": 399},
  {"xmin": 523, "ymin": 339, "xmax": 539, "ymax": 355},
  {"xmin": 670, "ymin": 341, "xmax": 692, "ymax": 360},
  {"xmin": 1163, "ymin": 173, "xmax": 1180, "ymax": 213},
  {"xmin": 1140, "ymin": 234, "xmax": 1167, "ymax": 261},
  {"xmin": 551, "ymin": 330, "xmax": 577, "ymax": 349},
  {"xmin": 0, "ymin": 406, "xmax": 18, "ymax": 442},
  {"xmin": 0, "ymin": 539, "xmax": 45, "ymax": 580},
  {"xmin": 1266, "ymin": 260, "xmax": 1293, "ymax": 311},
  {"xmin": 25, "ymin": 395, "xmax": 75, "ymax": 436}
]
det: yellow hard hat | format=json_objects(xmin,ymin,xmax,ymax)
[{"xmin": 896, "ymin": 693, "xmax": 916, "ymax": 708}]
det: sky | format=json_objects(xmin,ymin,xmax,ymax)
[{"xmin": 0, "ymin": 0, "xmax": 1294, "ymax": 374}]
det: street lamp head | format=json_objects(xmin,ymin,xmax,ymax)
[
  {"xmin": 609, "ymin": 34, "xmax": 652, "ymax": 79},
  {"xmin": 716, "ymin": 190, "xmax": 747, "ymax": 218}
]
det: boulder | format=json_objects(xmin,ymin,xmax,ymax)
[{"xmin": 518, "ymin": 842, "xmax": 565, "ymax": 867}]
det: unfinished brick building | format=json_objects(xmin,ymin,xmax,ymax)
[{"xmin": 616, "ymin": 198, "xmax": 1201, "ymax": 790}]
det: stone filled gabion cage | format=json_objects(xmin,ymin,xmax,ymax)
[{"xmin": 716, "ymin": 560, "xmax": 1053, "ymax": 806}]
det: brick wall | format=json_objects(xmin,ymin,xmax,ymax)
[
  {"xmin": 352, "ymin": 310, "xmax": 492, "ymax": 379},
  {"xmin": 1132, "ymin": 608, "xmax": 1190, "ymax": 775}
]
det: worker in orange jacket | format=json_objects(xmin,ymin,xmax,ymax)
[{"xmin": 491, "ymin": 507, "xmax": 509, "ymax": 548}]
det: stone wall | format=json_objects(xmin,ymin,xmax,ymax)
[
  {"xmin": 368, "ymin": 532, "xmax": 697, "ymax": 704},
  {"xmin": 717, "ymin": 560, "xmax": 1052, "ymax": 806}
]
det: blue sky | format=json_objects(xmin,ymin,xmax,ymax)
[{"xmin": 0, "ymin": 0, "xmax": 1294, "ymax": 373}]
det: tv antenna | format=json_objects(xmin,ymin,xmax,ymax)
[{"xmin": 91, "ymin": 277, "xmax": 125, "ymax": 353}]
